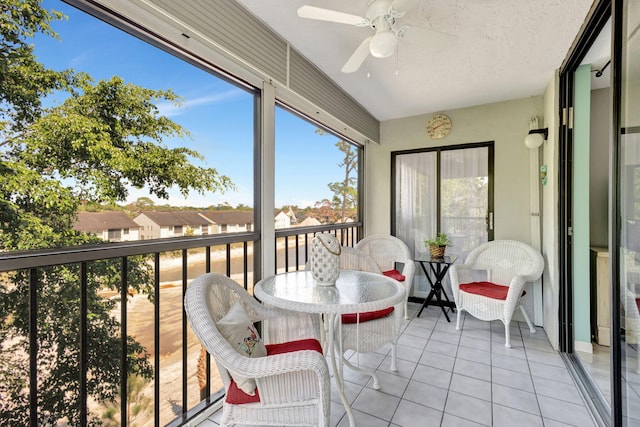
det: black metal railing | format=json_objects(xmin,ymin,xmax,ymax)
[
  {"xmin": 0, "ymin": 232, "xmax": 257, "ymax": 426},
  {"xmin": 0, "ymin": 221, "xmax": 360, "ymax": 426}
]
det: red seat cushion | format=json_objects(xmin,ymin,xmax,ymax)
[
  {"xmin": 459, "ymin": 281, "xmax": 526, "ymax": 300},
  {"xmin": 635, "ymin": 298, "xmax": 640, "ymax": 313},
  {"xmin": 341, "ymin": 306, "xmax": 395, "ymax": 324},
  {"xmin": 383, "ymin": 269, "xmax": 406, "ymax": 281},
  {"xmin": 226, "ymin": 380, "xmax": 261, "ymax": 404},
  {"xmin": 225, "ymin": 338, "xmax": 323, "ymax": 404},
  {"xmin": 265, "ymin": 338, "xmax": 323, "ymax": 355}
]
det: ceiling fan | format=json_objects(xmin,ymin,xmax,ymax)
[{"xmin": 297, "ymin": 0, "xmax": 454, "ymax": 73}]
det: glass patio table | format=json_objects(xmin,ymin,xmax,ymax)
[{"xmin": 254, "ymin": 269, "xmax": 404, "ymax": 427}]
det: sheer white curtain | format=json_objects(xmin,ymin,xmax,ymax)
[
  {"xmin": 395, "ymin": 151, "xmax": 437, "ymax": 297},
  {"xmin": 441, "ymin": 147, "xmax": 489, "ymax": 261}
]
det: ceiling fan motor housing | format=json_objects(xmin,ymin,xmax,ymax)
[
  {"xmin": 367, "ymin": 0, "xmax": 398, "ymax": 58},
  {"xmin": 366, "ymin": 0, "xmax": 395, "ymax": 23}
]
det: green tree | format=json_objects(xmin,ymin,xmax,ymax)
[
  {"xmin": 329, "ymin": 140, "xmax": 358, "ymax": 221},
  {"xmin": 0, "ymin": 1, "xmax": 233, "ymax": 424},
  {"xmin": 313, "ymin": 198, "xmax": 335, "ymax": 223},
  {"xmin": 101, "ymin": 375, "xmax": 152, "ymax": 426},
  {"xmin": 133, "ymin": 197, "xmax": 156, "ymax": 210},
  {"xmin": 0, "ymin": 0, "xmax": 75, "ymax": 135},
  {"xmin": 212, "ymin": 202, "xmax": 234, "ymax": 211},
  {"xmin": 315, "ymin": 130, "xmax": 358, "ymax": 222}
]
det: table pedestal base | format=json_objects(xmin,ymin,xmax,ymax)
[
  {"xmin": 417, "ymin": 286, "xmax": 456, "ymax": 321},
  {"xmin": 416, "ymin": 259, "xmax": 456, "ymax": 322},
  {"xmin": 328, "ymin": 314, "xmax": 355, "ymax": 427}
]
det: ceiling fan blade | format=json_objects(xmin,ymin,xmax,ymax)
[
  {"xmin": 341, "ymin": 36, "xmax": 372, "ymax": 73},
  {"xmin": 297, "ymin": 5, "xmax": 368, "ymax": 26},
  {"xmin": 389, "ymin": 0, "xmax": 420, "ymax": 15},
  {"xmin": 398, "ymin": 26, "xmax": 457, "ymax": 49}
]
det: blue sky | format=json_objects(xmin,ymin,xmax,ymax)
[{"xmin": 32, "ymin": 0, "xmax": 351, "ymax": 209}]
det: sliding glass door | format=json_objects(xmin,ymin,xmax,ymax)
[
  {"xmin": 441, "ymin": 146, "xmax": 493, "ymax": 257},
  {"xmin": 560, "ymin": 1, "xmax": 640, "ymax": 424},
  {"xmin": 618, "ymin": 0, "xmax": 640, "ymax": 422},
  {"xmin": 392, "ymin": 142, "xmax": 494, "ymax": 298}
]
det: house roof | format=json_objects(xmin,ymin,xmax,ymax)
[
  {"xmin": 336, "ymin": 217, "xmax": 354, "ymax": 223},
  {"xmin": 298, "ymin": 217, "xmax": 321, "ymax": 227},
  {"xmin": 135, "ymin": 211, "xmax": 213, "ymax": 227},
  {"xmin": 199, "ymin": 211, "xmax": 254, "ymax": 225},
  {"xmin": 74, "ymin": 211, "xmax": 140, "ymax": 232}
]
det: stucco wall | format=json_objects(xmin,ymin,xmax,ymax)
[
  {"xmin": 133, "ymin": 214, "xmax": 161, "ymax": 240},
  {"xmin": 366, "ymin": 96, "xmax": 544, "ymax": 244},
  {"xmin": 365, "ymin": 96, "xmax": 548, "ymax": 327}
]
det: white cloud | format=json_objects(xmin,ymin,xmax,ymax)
[
  {"xmin": 157, "ymin": 89, "xmax": 244, "ymax": 117},
  {"xmin": 69, "ymin": 53, "xmax": 90, "ymax": 69}
]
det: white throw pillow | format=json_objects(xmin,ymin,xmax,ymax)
[{"xmin": 217, "ymin": 302, "xmax": 267, "ymax": 396}]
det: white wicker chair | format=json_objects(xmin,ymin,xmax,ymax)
[
  {"xmin": 623, "ymin": 288, "xmax": 640, "ymax": 373},
  {"xmin": 184, "ymin": 273, "xmax": 330, "ymax": 427},
  {"xmin": 355, "ymin": 234, "xmax": 416, "ymax": 319},
  {"xmin": 449, "ymin": 240, "xmax": 544, "ymax": 348},
  {"xmin": 337, "ymin": 246, "xmax": 403, "ymax": 389},
  {"xmin": 339, "ymin": 245, "xmax": 382, "ymax": 273}
]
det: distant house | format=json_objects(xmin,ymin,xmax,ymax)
[
  {"xmin": 285, "ymin": 206, "xmax": 298, "ymax": 225},
  {"xmin": 73, "ymin": 211, "xmax": 141, "ymax": 242},
  {"xmin": 274, "ymin": 211, "xmax": 291, "ymax": 229},
  {"xmin": 199, "ymin": 211, "xmax": 254, "ymax": 233},
  {"xmin": 297, "ymin": 216, "xmax": 321, "ymax": 227},
  {"xmin": 133, "ymin": 211, "xmax": 213, "ymax": 240}
]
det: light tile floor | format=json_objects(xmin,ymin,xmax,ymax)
[
  {"xmin": 198, "ymin": 302, "xmax": 597, "ymax": 427},
  {"xmin": 578, "ymin": 340, "xmax": 640, "ymax": 424}
]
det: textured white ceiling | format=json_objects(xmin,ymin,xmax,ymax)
[{"xmin": 236, "ymin": 0, "xmax": 595, "ymax": 121}]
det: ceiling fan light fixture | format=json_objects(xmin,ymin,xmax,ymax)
[
  {"xmin": 296, "ymin": 1, "xmax": 437, "ymax": 72},
  {"xmin": 369, "ymin": 30, "xmax": 397, "ymax": 58}
]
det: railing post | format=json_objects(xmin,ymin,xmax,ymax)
[
  {"xmin": 154, "ymin": 253, "xmax": 161, "ymax": 426},
  {"xmin": 120, "ymin": 257, "xmax": 128, "ymax": 426},
  {"xmin": 29, "ymin": 268, "xmax": 38, "ymax": 427},
  {"xmin": 243, "ymin": 242, "xmax": 249, "ymax": 290},
  {"xmin": 205, "ymin": 246, "xmax": 212, "ymax": 399},
  {"xmin": 182, "ymin": 250, "xmax": 188, "ymax": 420},
  {"xmin": 295, "ymin": 234, "xmax": 300, "ymax": 270},
  {"xmin": 284, "ymin": 236, "xmax": 289, "ymax": 272},
  {"xmin": 79, "ymin": 262, "xmax": 88, "ymax": 426}
]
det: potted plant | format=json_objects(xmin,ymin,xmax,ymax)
[{"xmin": 424, "ymin": 232, "xmax": 452, "ymax": 258}]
